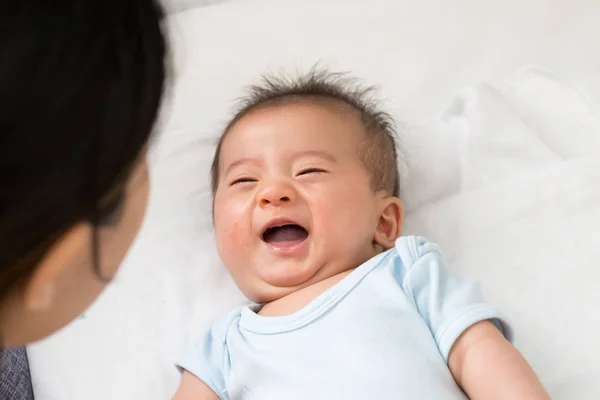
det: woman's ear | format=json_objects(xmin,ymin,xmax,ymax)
[
  {"xmin": 23, "ymin": 223, "xmax": 90, "ymax": 311},
  {"xmin": 373, "ymin": 196, "xmax": 404, "ymax": 250}
]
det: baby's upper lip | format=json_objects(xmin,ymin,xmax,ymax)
[{"xmin": 260, "ymin": 217, "xmax": 308, "ymax": 238}]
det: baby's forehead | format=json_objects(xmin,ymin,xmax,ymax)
[{"xmin": 225, "ymin": 102, "xmax": 364, "ymax": 151}]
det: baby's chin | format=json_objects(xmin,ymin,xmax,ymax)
[{"xmin": 240, "ymin": 266, "xmax": 324, "ymax": 304}]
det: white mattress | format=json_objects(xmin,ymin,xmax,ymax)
[{"xmin": 28, "ymin": 1, "xmax": 600, "ymax": 399}]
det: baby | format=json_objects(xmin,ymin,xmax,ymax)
[{"xmin": 173, "ymin": 69, "xmax": 549, "ymax": 399}]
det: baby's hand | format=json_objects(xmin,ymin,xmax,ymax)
[{"xmin": 448, "ymin": 320, "xmax": 550, "ymax": 399}]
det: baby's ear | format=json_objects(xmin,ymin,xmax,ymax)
[{"xmin": 373, "ymin": 196, "xmax": 404, "ymax": 250}]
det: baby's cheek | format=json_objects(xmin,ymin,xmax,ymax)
[
  {"xmin": 332, "ymin": 194, "xmax": 374, "ymax": 240},
  {"xmin": 224, "ymin": 222, "xmax": 257, "ymax": 270},
  {"xmin": 217, "ymin": 220, "xmax": 242, "ymax": 255}
]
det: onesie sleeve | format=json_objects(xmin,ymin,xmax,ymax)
[
  {"xmin": 176, "ymin": 311, "xmax": 238, "ymax": 400},
  {"xmin": 397, "ymin": 236, "xmax": 513, "ymax": 363}
]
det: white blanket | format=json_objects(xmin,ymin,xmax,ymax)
[
  {"xmin": 28, "ymin": 1, "xmax": 600, "ymax": 398},
  {"xmin": 403, "ymin": 67, "xmax": 600, "ymax": 399}
]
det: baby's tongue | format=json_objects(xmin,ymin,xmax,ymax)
[{"xmin": 264, "ymin": 225, "xmax": 308, "ymax": 245}]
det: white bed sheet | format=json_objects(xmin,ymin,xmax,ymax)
[
  {"xmin": 28, "ymin": 1, "xmax": 600, "ymax": 399},
  {"xmin": 403, "ymin": 67, "xmax": 600, "ymax": 399}
]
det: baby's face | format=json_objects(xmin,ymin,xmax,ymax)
[{"xmin": 214, "ymin": 102, "xmax": 388, "ymax": 302}]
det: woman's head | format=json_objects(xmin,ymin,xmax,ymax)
[{"xmin": 0, "ymin": 1, "xmax": 166, "ymax": 345}]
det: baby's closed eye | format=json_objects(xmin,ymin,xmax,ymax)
[
  {"xmin": 296, "ymin": 168, "xmax": 327, "ymax": 176},
  {"xmin": 230, "ymin": 177, "xmax": 258, "ymax": 186}
]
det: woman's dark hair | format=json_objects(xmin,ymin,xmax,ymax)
[{"xmin": 0, "ymin": 1, "xmax": 167, "ymax": 300}]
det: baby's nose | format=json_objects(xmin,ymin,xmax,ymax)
[{"xmin": 258, "ymin": 182, "xmax": 296, "ymax": 208}]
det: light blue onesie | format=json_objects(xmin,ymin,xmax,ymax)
[{"xmin": 178, "ymin": 236, "xmax": 511, "ymax": 399}]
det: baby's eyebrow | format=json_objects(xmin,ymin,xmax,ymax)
[
  {"xmin": 291, "ymin": 150, "xmax": 337, "ymax": 163},
  {"xmin": 224, "ymin": 157, "xmax": 261, "ymax": 175},
  {"xmin": 224, "ymin": 150, "xmax": 337, "ymax": 175}
]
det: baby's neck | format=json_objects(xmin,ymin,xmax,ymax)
[{"xmin": 258, "ymin": 268, "xmax": 355, "ymax": 317}]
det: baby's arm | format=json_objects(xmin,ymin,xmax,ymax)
[
  {"xmin": 448, "ymin": 320, "xmax": 550, "ymax": 399},
  {"xmin": 172, "ymin": 371, "xmax": 219, "ymax": 400}
]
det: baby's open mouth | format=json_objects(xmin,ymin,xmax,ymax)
[{"xmin": 262, "ymin": 224, "xmax": 309, "ymax": 246}]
